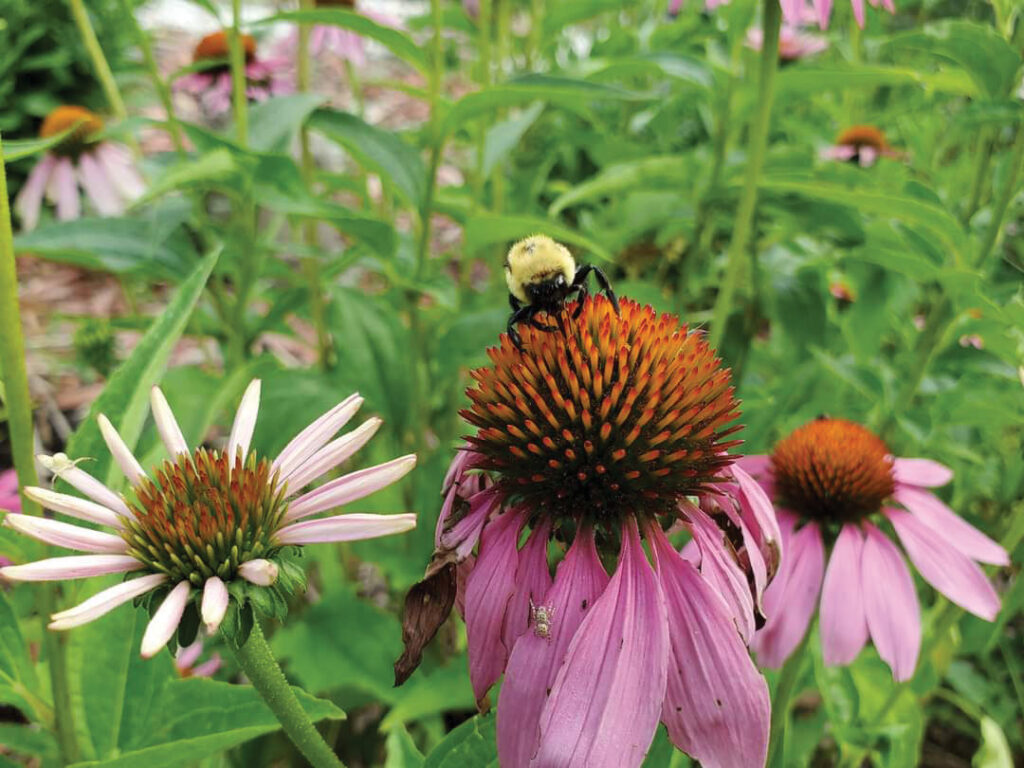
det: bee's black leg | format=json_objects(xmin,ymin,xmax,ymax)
[
  {"xmin": 509, "ymin": 294, "xmax": 522, "ymax": 311},
  {"xmin": 573, "ymin": 264, "xmax": 619, "ymax": 314},
  {"xmin": 508, "ymin": 305, "xmax": 533, "ymax": 350},
  {"xmin": 571, "ymin": 282, "xmax": 588, "ymax": 319}
]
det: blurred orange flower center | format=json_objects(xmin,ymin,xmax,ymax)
[
  {"xmin": 836, "ymin": 125, "xmax": 889, "ymax": 151},
  {"xmin": 193, "ymin": 31, "xmax": 257, "ymax": 64}
]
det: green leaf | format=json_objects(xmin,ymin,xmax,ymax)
[
  {"xmin": 548, "ymin": 155, "xmax": 689, "ymax": 215},
  {"xmin": 0, "ymin": 591, "xmax": 39, "ymax": 715},
  {"xmin": 776, "ymin": 64, "xmax": 976, "ymax": 97},
  {"xmin": 385, "ymin": 725, "xmax": 425, "ymax": 768},
  {"xmin": 422, "ymin": 715, "xmax": 498, "ymax": 768},
  {"xmin": 3, "ymin": 126, "xmax": 78, "ymax": 161},
  {"xmin": 244, "ymin": 93, "xmax": 326, "ymax": 153},
  {"xmin": 62, "ymin": 248, "xmax": 219, "ymax": 490},
  {"xmin": 464, "ymin": 213, "xmax": 614, "ymax": 262},
  {"xmin": 973, "ymin": 716, "xmax": 1013, "ymax": 768},
  {"xmin": 483, "ymin": 102, "xmax": 545, "ymax": 178},
  {"xmin": 380, "ymin": 661, "xmax": 475, "ymax": 730},
  {"xmin": 67, "ymin": 677, "xmax": 343, "ymax": 768},
  {"xmin": 135, "ymin": 149, "xmax": 240, "ymax": 205},
  {"xmin": 885, "ymin": 21, "xmax": 1022, "ymax": 100},
  {"xmin": 542, "ymin": 0, "xmax": 623, "ymax": 34},
  {"xmin": 256, "ymin": 9, "xmax": 428, "ymax": 73},
  {"xmin": 0, "ymin": 723, "xmax": 57, "ymax": 758}
]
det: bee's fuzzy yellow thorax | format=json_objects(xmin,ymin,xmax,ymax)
[{"xmin": 504, "ymin": 235, "xmax": 576, "ymax": 304}]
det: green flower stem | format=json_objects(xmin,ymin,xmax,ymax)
[
  {"xmin": 232, "ymin": 622, "xmax": 345, "ymax": 768},
  {"xmin": 974, "ymin": 123, "xmax": 1024, "ymax": 268},
  {"xmin": 767, "ymin": 628, "xmax": 811, "ymax": 768},
  {"xmin": 67, "ymin": 0, "xmax": 127, "ymax": 121},
  {"xmin": 229, "ymin": 0, "xmax": 249, "ymax": 146},
  {"xmin": 708, "ymin": 0, "xmax": 781, "ymax": 352},
  {"xmin": 0, "ymin": 133, "xmax": 79, "ymax": 765}
]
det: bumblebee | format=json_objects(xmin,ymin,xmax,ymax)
[{"xmin": 504, "ymin": 235, "xmax": 618, "ymax": 349}]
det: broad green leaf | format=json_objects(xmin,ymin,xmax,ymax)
[
  {"xmin": 584, "ymin": 53, "xmax": 713, "ymax": 89},
  {"xmin": 309, "ymin": 109, "xmax": 426, "ymax": 210},
  {"xmin": 776, "ymin": 64, "xmax": 976, "ymax": 97},
  {"xmin": 483, "ymin": 102, "xmax": 545, "ymax": 177},
  {"xmin": 256, "ymin": 9, "xmax": 428, "ymax": 73},
  {"xmin": 135, "ymin": 149, "xmax": 239, "ymax": 205},
  {"xmin": 243, "ymin": 93, "xmax": 326, "ymax": 153},
  {"xmin": 67, "ymin": 677, "xmax": 343, "ymax": 768},
  {"xmin": 0, "ymin": 591, "xmax": 41, "ymax": 718},
  {"xmin": 62, "ymin": 248, "xmax": 219, "ymax": 491},
  {"xmin": 380, "ymin": 661, "xmax": 475, "ymax": 730},
  {"xmin": 548, "ymin": 155, "xmax": 689, "ymax": 215},
  {"xmin": 0, "ymin": 724, "xmax": 57, "ymax": 759},
  {"xmin": 542, "ymin": 0, "xmax": 623, "ymax": 35},
  {"xmin": 422, "ymin": 714, "xmax": 498, "ymax": 768},
  {"xmin": 973, "ymin": 716, "xmax": 1013, "ymax": 768},
  {"xmin": 885, "ymin": 21, "xmax": 1022, "ymax": 100},
  {"xmin": 464, "ymin": 214, "xmax": 614, "ymax": 262},
  {"xmin": 385, "ymin": 725, "xmax": 425, "ymax": 768}
]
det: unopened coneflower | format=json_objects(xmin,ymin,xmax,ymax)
[
  {"xmin": 398, "ymin": 295, "xmax": 780, "ymax": 768},
  {"xmin": 13, "ymin": 106, "xmax": 144, "ymax": 231},
  {"xmin": 176, "ymin": 31, "xmax": 292, "ymax": 116},
  {"xmin": 743, "ymin": 417, "xmax": 1006, "ymax": 681},
  {"xmin": 822, "ymin": 125, "xmax": 903, "ymax": 167},
  {"xmin": 0, "ymin": 379, "xmax": 416, "ymax": 659}
]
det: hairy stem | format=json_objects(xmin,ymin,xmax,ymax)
[
  {"xmin": 0, "ymin": 133, "xmax": 79, "ymax": 765},
  {"xmin": 232, "ymin": 622, "xmax": 345, "ymax": 768}
]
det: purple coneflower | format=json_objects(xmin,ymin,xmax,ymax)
[
  {"xmin": 399, "ymin": 296, "xmax": 780, "ymax": 768},
  {"xmin": 0, "ymin": 469, "xmax": 21, "ymax": 513},
  {"xmin": 743, "ymin": 417, "xmax": 1006, "ymax": 681},
  {"xmin": 277, "ymin": 0, "xmax": 401, "ymax": 66},
  {"xmin": 785, "ymin": 0, "xmax": 894, "ymax": 29},
  {"xmin": 0, "ymin": 380, "xmax": 416, "ymax": 659},
  {"xmin": 747, "ymin": 25, "xmax": 828, "ymax": 62},
  {"xmin": 14, "ymin": 106, "xmax": 144, "ymax": 232},
  {"xmin": 176, "ymin": 31, "xmax": 292, "ymax": 117},
  {"xmin": 821, "ymin": 125, "xmax": 902, "ymax": 167}
]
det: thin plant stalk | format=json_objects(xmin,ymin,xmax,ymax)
[
  {"xmin": 228, "ymin": 0, "xmax": 249, "ymax": 146},
  {"xmin": 67, "ymin": 0, "xmax": 127, "ymax": 120},
  {"xmin": 974, "ymin": 123, "xmax": 1023, "ymax": 267},
  {"xmin": 708, "ymin": 0, "xmax": 781, "ymax": 351},
  {"xmin": 231, "ymin": 622, "xmax": 345, "ymax": 768},
  {"xmin": 0, "ymin": 133, "xmax": 79, "ymax": 765},
  {"xmin": 766, "ymin": 629, "xmax": 811, "ymax": 768},
  {"xmin": 297, "ymin": 0, "xmax": 333, "ymax": 369}
]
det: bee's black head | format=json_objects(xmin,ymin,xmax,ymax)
[{"xmin": 525, "ymin": 273, "xmax": 569, "ymax": 308}]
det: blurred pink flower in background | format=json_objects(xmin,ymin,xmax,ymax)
[
  {"xmin": 821, "ymin": 125, "xmax": 902, "ymax": 167},
  {"xmin": 742, "ymin": 417, "xmax": 1006, "ymax": 681},
  {"xmin": 0, "ymin": 469, "xmax": 21, "ymax": 513},
  {"xmin": 785, "ymin": 0, "xmax": 894, "ymax": 29},
  {"xmin": 747, "ymin": 25, "xmax": 828, "ymax": 61},
  {"xmin": 14, "ymin": 106, "xmax": 144, "ymax": 231},
  {"xmin": 276, "ymin": 2, "xmax": 402, "ymax": 67},
  {"xmin": 176, "ymin": 31, "xmax": 292, "ymax": 116}
]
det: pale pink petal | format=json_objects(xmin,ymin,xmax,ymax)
[
  {"xmin": 894, "ymin": 486, "xmax": 1008, "ymax": 566},
  {"xmin": 779, "ymin": 0, "xmax": 803, "ymax": 26},
  {"xmin": 49, "ymin": 573, "xmax": 166, "ymax": 630},
  {"xmin": 815, "ymin": 0, "xmax": 833, "ymax": 28},
  {"xmin": 77, "ymin": 152, "xmax": 123, "ymax": 216},
  {"xmin": 441, "ymin": 484, "xmax": 500, "ymax": 560},
  {"xmin": 861, "ymin": 522, "xmax": 920, "ymax": 681},
  {"xmin": 502, "ymin": 520, "xmax": 553, "ymax": 653},
  {"xmin": 284, "ymin": 455, "xmax": 417, "ymax": 522},
  {"xmin": 892, "ymin": 458, "xmax": 953, "ymax": 488},
  {"xmin": 684, "ymin": 501, "xmax": 754, "ymax": 643},
  {"xmin": 0, "ymin": 554, "xmax": 141, "ymax": 582},
  {"xmin": 14, "ymin": 153, "xmax": 56, "ymax": 231},
  {"xmin": 93, "ymin": 143, "xmax": 145, "ymax": 200},
  {"xmin": 150, "ymin": 387, "xmax": 190, "ymax": 459},
  {"xmin": 98, "ymin": 414, "xmax": 148, "ymax": 485},
  {"xmin": 273, "ymin": 393, "xmax": 362, "ymax": 480},
  {"xmin": 851, "ymin": 0, "xmax": 865, "ymax": 26},
  {"xmin": 858, "ymin": 146, "xmax": 879, "ymax": 167},
  {"xmin": 533, "ymin": 518, "xmax": 668, "ymax": 768},
  {"xmin": 820, "ymin": 524, "xmax": 868, "ymax": 666},
  {"xmin": 275, "ymin": 512, "xmax": 416, "ymax": 545},
  {"xmin": 140, "ymin": 581, "xmax": 191, "ymax": 658},
  {"xmin": 202, "ymin": 576, "xmax": 230, "ymax": 633},
  {"xmin": 3, "ymin": 513, "xmax": 128, "ymax": 553},
  {"xmin": 23, "ymin": 486, "xmax": 123, "ymax": 530},
  {"xmin": 281, "ymin": 418, "xmax": 383, "ymax": 497},
  {"xmin": 51, "ymin": 156, "xmax": 80, "ymax": 221},
  {"xmin": 753, "ymin": 521, "xmax": 824, "ymax": 668},
  {"xmin": 650, "ymin": 523, "xmax": 769, "ymax": 768},
  {"xmin": 465, "ymin": 511, "xmax": 523, "ymax": 703},
  {"xmin": 38, "ymin": 454, "xmax": 132, "ymax": 518},
  {"xmin": 823, "ymin": 145, "xmax": 858, "ymax": 162},
  {"xmin": 498, "ymin": 526, "xmax": 609, "ymax": 768},
  {"xmin": 176, "ymin": 641, "xmax": 204, "ymax": 669},
  {"xmin": 190, "ymin": 656, "xmax": 222, "ymax": 678},
  {"xmin": 238, "ymin": 558, "xmax": 278, "ymax": 586},
  {"xmin": 887, "ymin": 509, "xmax": 1000, "ymax": 621},
  {"xmin": 227, "ymin": 379, "xmax": 261, "ymax": 461}
]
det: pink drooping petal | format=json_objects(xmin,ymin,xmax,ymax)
[
  {"xmin": 779, "ymin": 0, "xmax": 803, "ymax": 27},
  {"xmin": 281, "ymin": 418, "xmax": 382, "ymax": 495},
  {"xmin": 887, "ymin": 509, "xmax": 1000, "ymax": 621},
  {"xmin": 649, "ymin": 523, "xmax": 769, "ymax": 768},
  {"xmin": 93, "ymin": 143, "xmax": 145, "ymax": 200},
  {"xmin": 190, "ymin": 655, "xmax": 223, "ymax": 678},
  {"xmin": 227, "ymin": 379, "xmax": 261, "ymax": 461},
  {"xmin": 892, "ymin": 458, "xmax": 953, "ymax": 488},
  {"xmin": 14, "ymin": 153, "xmax": 56, "ymax": 231},
  {"xmin": 151, "ymin": 387, "xmax": 190, "ymax": 458},
  {"xmin": 273, "ymin": 394, "xmax": 363, "ymax": 480},
  {"xmin": 533, "ymin": 518, "xmax": 669, "ymax": 768},
  {"xmin": 176, "ymin": 641, "xmax": 204, "ymax": 670},
  {"xmin": 455, "ymin": 554, "xmax": 475, "ymax": 619},
  {"xmin": 442, "ymin": 447, "xmax": 477, "ymax": 495},
  {"xmin": 38, "ymin": 454, "xmax": 131, "ymax": 518},
  {"xmin": 850, "ymin": 0, "xmax": 865, "ymax": 26},
  {"xmin": 497, "ymin": 526, "xmax": 609, "ymax": 768},
  {"xmin": 2, "ymin": 513, "xmax": 128, "ymax": 553},
  {"xmin": 441, "ymin": 484, "xmax": 500, "ymax": 560},
  {"xmin": 684, "ymin": 501, "xmax": 754, "ymax": 643},
  {"xmin": 284, "ymin": 455, "xmax": 417, "ymax": 522},
  {"xmin": 819, "ymin": 524, "xmax": 868, "ymax": 666},
  {"xmin": 822, "ymin": 144, "xmax": 858, "ymax": 162},
  {"xmin": 98, "ymin": 414, "xmax": 148, "ymax": 485},
  {"xmin": 50, "ymin": 156, "xmax": 80, "ymax": 221},
  {"xmin": 465, "ymin": 510, "xmax": 523, "ymax": 704},
  {"xmin": 814, "ymin": 0, "xmax": 833, "ymax": 28},
  {"xmin": 238, "ymin": 559, "xmax": 278, "ymax": 586},
  {"xmin": 858, "ymin": 146, "xmax": 879, "ymax": 167},
  {"xmin": 141, "ymin": 581, "xmax": 191, "ymax": 658},
  {"xmin": 731, "ymin": 462, "xmax": 782, "ymax": 564},
  {"xmin": 894, "ymin": 486, "xmax": 1008, "ymax": 566},
  {"xmin": 49, "ymin": 573, "xmax": 167, "ymax": 630},
  {"xmin": 202, "ymin": 576, "xmax": 230, "ymax": 633},
  {"xmin": 275, "ymin": 512, "xmax": 416, "ymax": 545},
  {"xmin": 502, "ymin": 520, "xmax": 553, "ymax": 653},
  {"xmin": 77, "ymin": 151, "xmax": 123, "ymax": 216},
  {"xmin": 0, "ymin": 554, "xmax": 141, "ymax": 582},
  {"xmin": 861, "ymin": 522, "xmax": 920, "ymax": 681},
  {"xmin": 753, "ymin": 521, "xmax": 824, "ymax": 669},
  {"xmin": 23, "ymin": 486, "xmax": 123, "ymax": 530}
]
